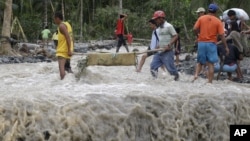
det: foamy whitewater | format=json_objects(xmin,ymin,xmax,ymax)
[{"xmin": 0, "ymin": 46, "xmax": 250, "ymax": 141}]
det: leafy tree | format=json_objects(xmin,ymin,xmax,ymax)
[{"xmin": 1, "ymin": 0, "xmax": 250, "ymax": 45}]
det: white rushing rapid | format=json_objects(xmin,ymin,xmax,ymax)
[{"xmin": 0, "ymin": 46, "xmax": 250, "ymax": 141}]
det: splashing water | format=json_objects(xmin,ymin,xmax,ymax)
[{"xmin": 0, "ymin": 47, "xmax": 250, "ymax": 141}]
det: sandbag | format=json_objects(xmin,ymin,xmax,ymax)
[
  {"xmin": 222, "ymin": 8, "xmax": 249, "ymax": 21},
  {"xmin": 86, "ymin": 52, "xmax": 137, "ymax": 66}
]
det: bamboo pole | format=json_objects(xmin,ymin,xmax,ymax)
[
  {"xmin": 50, "ymin": 0, "xmax": 55, "ymax": 13},
  {"xmin": 16, "ymin": 17, "xmax": 28, "ymax": 42}
]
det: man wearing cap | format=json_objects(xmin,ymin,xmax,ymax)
[
  {"xmin": 193, "ymin": 3, "xmax": 229, "ymax": 83},
  {"xmin": 150, "ymin": 10, "xmax": 179, "ymax": 81},
  {"xmin": 196, "ymin": 7, "xmax": 206, "ymax": 17},
  {"xmin": 115, "ymin": 14, "xmax": 129, "ymax": 53},
  {"xmin": 193, "ymin": 7, "xmax": 206, "ymax": 77}
]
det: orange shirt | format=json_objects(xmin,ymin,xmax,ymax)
[{"xmin": 194, "ymin": 15, "xmax": 224, "ymax": 43}]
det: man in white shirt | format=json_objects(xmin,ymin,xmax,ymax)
[{"xmin": 150, "ymin": 10, "xmax": 179, "ymax": 80}]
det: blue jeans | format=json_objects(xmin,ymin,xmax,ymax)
[
  {"xmin": 197, "ymin": 42, "xmax": 218, "ymax": 64},
  {"xmin": 214, "ymin": 63, "xmax": 237, "ymax": 73},
  {"xmin": 150, "ymin": 51, "xmax": 178, "ymax": 76}
]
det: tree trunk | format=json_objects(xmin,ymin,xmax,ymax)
[
  {"xmin": 1, "ymin": 0, "xmax": 15, "ymax": 55},
  {"xmin": 80, "ymin": 0, "xmax": 83, "ymax": 41},
  {"xmin": 92, "ymin": 0, "xmax": 95, "ymax": 20},
  {"xmin": 119, "ymin": 0, "xmax": 122, "ymax": 14},
  {"xmin": 62, "ymin": 0, "xmax": 65, "ymax": 20},
  {"xmin": 44, "ymin": 0, "xmax": 48, "ymax": 27},
  {"xmin": 183, "ymin": 22, "xmax": 191, "ymax": 41}
]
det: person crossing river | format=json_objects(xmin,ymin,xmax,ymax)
[{"xmin": 150, "ymin": 10, "xmax": 179, "ymax": 81}]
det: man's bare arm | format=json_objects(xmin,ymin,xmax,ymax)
[
  {"xmin": 193, "ymin": 27, "xmax": 199, "ymax": 38},
  {"xmin": 217, "ymin": 34, "xmax": 232, "ymax": 45},
  {"xmin": 218, "ymin": 34, "xmax": 229, "ymax": 55}
]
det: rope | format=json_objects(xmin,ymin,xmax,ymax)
[{"xmin": 134, "ymin": 52, "xmax": 139, "ymax": 69}]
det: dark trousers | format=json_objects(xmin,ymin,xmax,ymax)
[
  {"xmin": 65, "ymin": 59, "xmax": 72, "ymax": 73},
  {"xmin": 116, "ymin": 34, "xmax": 129, "ymax": 53}
]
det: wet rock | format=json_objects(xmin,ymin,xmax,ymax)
[
  {"xmin": 19, "ymin": 44, "xmax": 30, "ymax": 53},
  {"xmin": 46, "ymin": 47, "xmax": 56, "ymax": 56},
  {"xmin": 185, "ymin": 54, "xmax": 191, "ymax": 61},
  {"xmin": 242, "ymin": 68, "xmax": 248, "ymax": 75},
  {"xmin": 74, "ymin": 47, "xmax": 88, "ymax": 53},
  {"xmin": 23, "ymin": 57, "xmax": 34, "ymax": 63},
  {"xmin": 132, "ymin": 48, "xmax": 139, "ymax": 52},
  {"xmin": 43, "ymin": 130, "xmax": 51, "ymax": 140},
  {"xmin": 14, "ymin": 57, "xmax": 22, "ymax": 63},
  {"xmin": 1, "ymin": 57, "xmax": 10, "ymax": 63},
  {"xmin": 185, "ymin": 69, "xmax": 194, "ymax": 75},
  {"xmin": 18, "ymin": 43, "xmax": 41, "ymax": 50},
  {"xmin": 35, "ymin": 55, "xmax": 46, "ymax": 61},
  {"xmin": 45, "ymin": 59, "xmax": 52, "ymax": 63},
  {"xmin": 104, "ymin": 45, "xmax": 113, "ymax": 50},
  {"xmin": 16, "ymin": 137, "xmax": 25, "ymax": 141}
]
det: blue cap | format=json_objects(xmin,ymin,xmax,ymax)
[{"xmin": 208, "ymin": 3, "xmax": 218, "ymax": 12}]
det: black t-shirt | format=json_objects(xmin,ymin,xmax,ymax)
[
  {"xmin": 217, "ymin": 44, "xmax": 240, "ymax": 65},
  {"xmin": 225, "ymin": 20, "xmax": 241, "ymax": 33}
]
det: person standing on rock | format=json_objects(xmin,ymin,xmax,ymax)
[
  {"xmin": 115, "ymin": 14, "xmax": 129, "ymax": 53},
  {"xmin": 150, "ymin": 10, "xmax": 179, "ymax": 81},
  {"xmin": 192, "ymin": 3, "xmax": 229, "ymax": 83},
  {"xmin": 41, "ymin": 26, "xmax": 51, "ymax": 47},
  {"xmin": 54, "ymin": 12, "xmax": 74, "ymax": 80}
]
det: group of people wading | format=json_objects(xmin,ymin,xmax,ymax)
[{"xmin": 54, "ymin": 3, "xmax": 250, "ymax": 83}]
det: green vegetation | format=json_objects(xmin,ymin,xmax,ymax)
[{"xmin": 1, "ymin": 0, "xmax": 250, "ymax": 43}]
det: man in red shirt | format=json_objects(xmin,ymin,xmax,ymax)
[
  {"xmin": 193, "ymin": 3, "xmax": 229, "ymax": 83},
  {"xmin": 115, "ymin": 14, "xmax": 129, "ymax": 53}
]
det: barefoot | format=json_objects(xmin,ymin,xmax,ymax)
[
  {"xmin": 191, "ymin": 76, "xmax": 198, "ymax": 83},
  {"xmin": 136, "ymin": 69, "xmax": 141, "ymax": 73}
]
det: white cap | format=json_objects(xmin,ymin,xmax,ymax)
[{"xmin": 196, "ymin": 7, "xmax": 206, "ymax": 13}]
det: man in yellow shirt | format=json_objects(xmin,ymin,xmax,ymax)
[{"xmin": 54, "ymin": 12, "xmax": 74, "ymax": 80}]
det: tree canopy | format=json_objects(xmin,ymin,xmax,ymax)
[{"xmin": 0, "ymin": 0, "xmax": 250, "ymax": 42}]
